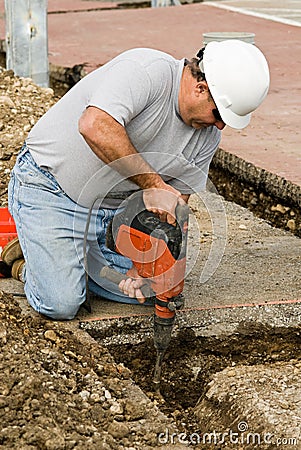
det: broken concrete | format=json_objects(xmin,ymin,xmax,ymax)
[{"xmin": 194, "ymin": 361, "xmax": 301, "ymax": 449}]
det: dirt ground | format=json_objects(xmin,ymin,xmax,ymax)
[
  {"xmin": 1, "ymin": 294, "xmax": 185, "ymax": 449},
  {"xmin": 0, "ymin": 67, "xmax": 300, "ymax": 449},
  {"xmin": 106, "ymin": 323, "xmax": 301, "ymax": 437}
]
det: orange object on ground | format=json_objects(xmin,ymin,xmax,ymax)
[{"xmin": 0, "ymin": 207, "xmax": 17, "ymax": 256}]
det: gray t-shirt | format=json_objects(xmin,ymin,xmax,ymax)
[{"xmin": 27, "ymin": 48, "xmax": 221, "ymax": 208}]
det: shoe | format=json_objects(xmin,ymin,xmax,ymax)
[
  {"xmin": 0, "ymin": 261, "xmax": 11, "ymax": 278},
  {"xmin": 11, "ymin": 258, "xmax": 25, "ymax": 282},
  {"xmin": 1, "ymin": 237, "xmax": 23, "ymax": 266}
]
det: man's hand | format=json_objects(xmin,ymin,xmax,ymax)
[
  {"xmin": 143, "ymin": 185, "xmax": 186, "ymax": 225},
  {"xmin": 118, "ymin": 266, "xmax": 148, "ymax": 304},
  {"xmin": 118, "ymin": 277, "xmax": 146, "ymax": 304}
]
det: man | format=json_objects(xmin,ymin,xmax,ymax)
[{"xmin": 3, "ymin": 40, "xmax": 270, "ymax": 320}]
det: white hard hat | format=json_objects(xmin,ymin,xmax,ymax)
[{"xmin": 202, "ymin": 40, "xmax": 270, "ymax": 129}]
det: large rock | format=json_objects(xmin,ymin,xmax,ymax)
[{"xmin": 194, "ymin": 360, "xmax": 301, "ymax": 449}]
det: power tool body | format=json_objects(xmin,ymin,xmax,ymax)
[{"xmin": 100, "ymin": 193, "xmax": 189, "ymax": 390}]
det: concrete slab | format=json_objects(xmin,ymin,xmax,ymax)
[{"xmin": 194, "ymin": 361, "xmax": 301, "ymax": 448}]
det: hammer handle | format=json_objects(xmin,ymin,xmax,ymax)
[{"xmin": 100, "ymin": 266, "xmax": 154, "ymax": 299}]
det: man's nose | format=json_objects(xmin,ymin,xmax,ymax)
[{"xmin": 215, "ymin": 121, "xmax": 226, "ymax": 130}]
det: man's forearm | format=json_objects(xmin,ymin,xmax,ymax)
[
  {"xmin": 79, "ymin": 106, "xmax": 165, "ymax": 190},
  {"xmin": 79, "ymin": 106, "xmax": 184, "ymax": 222}
]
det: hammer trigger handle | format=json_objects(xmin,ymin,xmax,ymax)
[{"xmin": 100, "ymin": 266, "xmax": 154, "ymax": 299}]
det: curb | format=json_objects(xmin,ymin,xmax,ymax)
[{"xmin": 210, "ymin": 148, "xmax": 301, "ymax": 237}]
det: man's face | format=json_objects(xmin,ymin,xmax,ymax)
[{"xmin": 179, "ymin": 80, "xmax": 226, "ymax": 130}]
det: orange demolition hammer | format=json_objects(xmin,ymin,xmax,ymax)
[{"xmin": 100, "ymin": 192, "xmax": 190, "ymax": 390}]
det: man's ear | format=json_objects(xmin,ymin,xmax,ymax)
[{"xmin": 195, "ymin": 80, "xmax": 209, "ymax": 96}]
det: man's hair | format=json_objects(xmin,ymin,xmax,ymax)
[
  {"xmin": 185, "ymin": 51, "xmax": 214, "ymax": 105},
  {"xmin": 185, "ymin": 56, "xmax": 206, "ymax": 82}
]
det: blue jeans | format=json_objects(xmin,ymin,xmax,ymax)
[{"xmin": 8, "ymin": 146, "xmax": 150, "ymax": 319}]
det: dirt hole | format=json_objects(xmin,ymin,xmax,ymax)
[{"xmin": 84, "ymin": 321, "xmax": 301, "ymax": 435}]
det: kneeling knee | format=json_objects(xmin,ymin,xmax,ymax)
[
  {"xmin": 44, "ymin": 302, "xmax": 80, "ymax": 321},
  {"xmin": 26, "ymin": 286, "xmax": 85, "ymax": 321}
]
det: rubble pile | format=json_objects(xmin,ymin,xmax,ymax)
[{"xmin": 0, "ymin": 68, "xmax": 58, "ymax": 205}]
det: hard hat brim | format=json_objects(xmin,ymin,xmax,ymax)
[{"xmin": 213, "ymin": 94, "xmax": 251, "ymax": 130}]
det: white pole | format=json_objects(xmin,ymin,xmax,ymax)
[
  {"xmin": 5, "ymin": 0, "xmax": 49, "ymax": 87},
  {"xmin": 152, "ymin": 0, "xmax": 181, "ymax": 8}
]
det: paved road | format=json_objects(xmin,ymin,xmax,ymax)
[{"xmin": 205, "ymin": 0, "xmax": 301, "ymax": 27}]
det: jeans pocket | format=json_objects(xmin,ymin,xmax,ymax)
[{"xmin": 16, "ymin": 154, "xmax": 63, "ymax": 195}]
